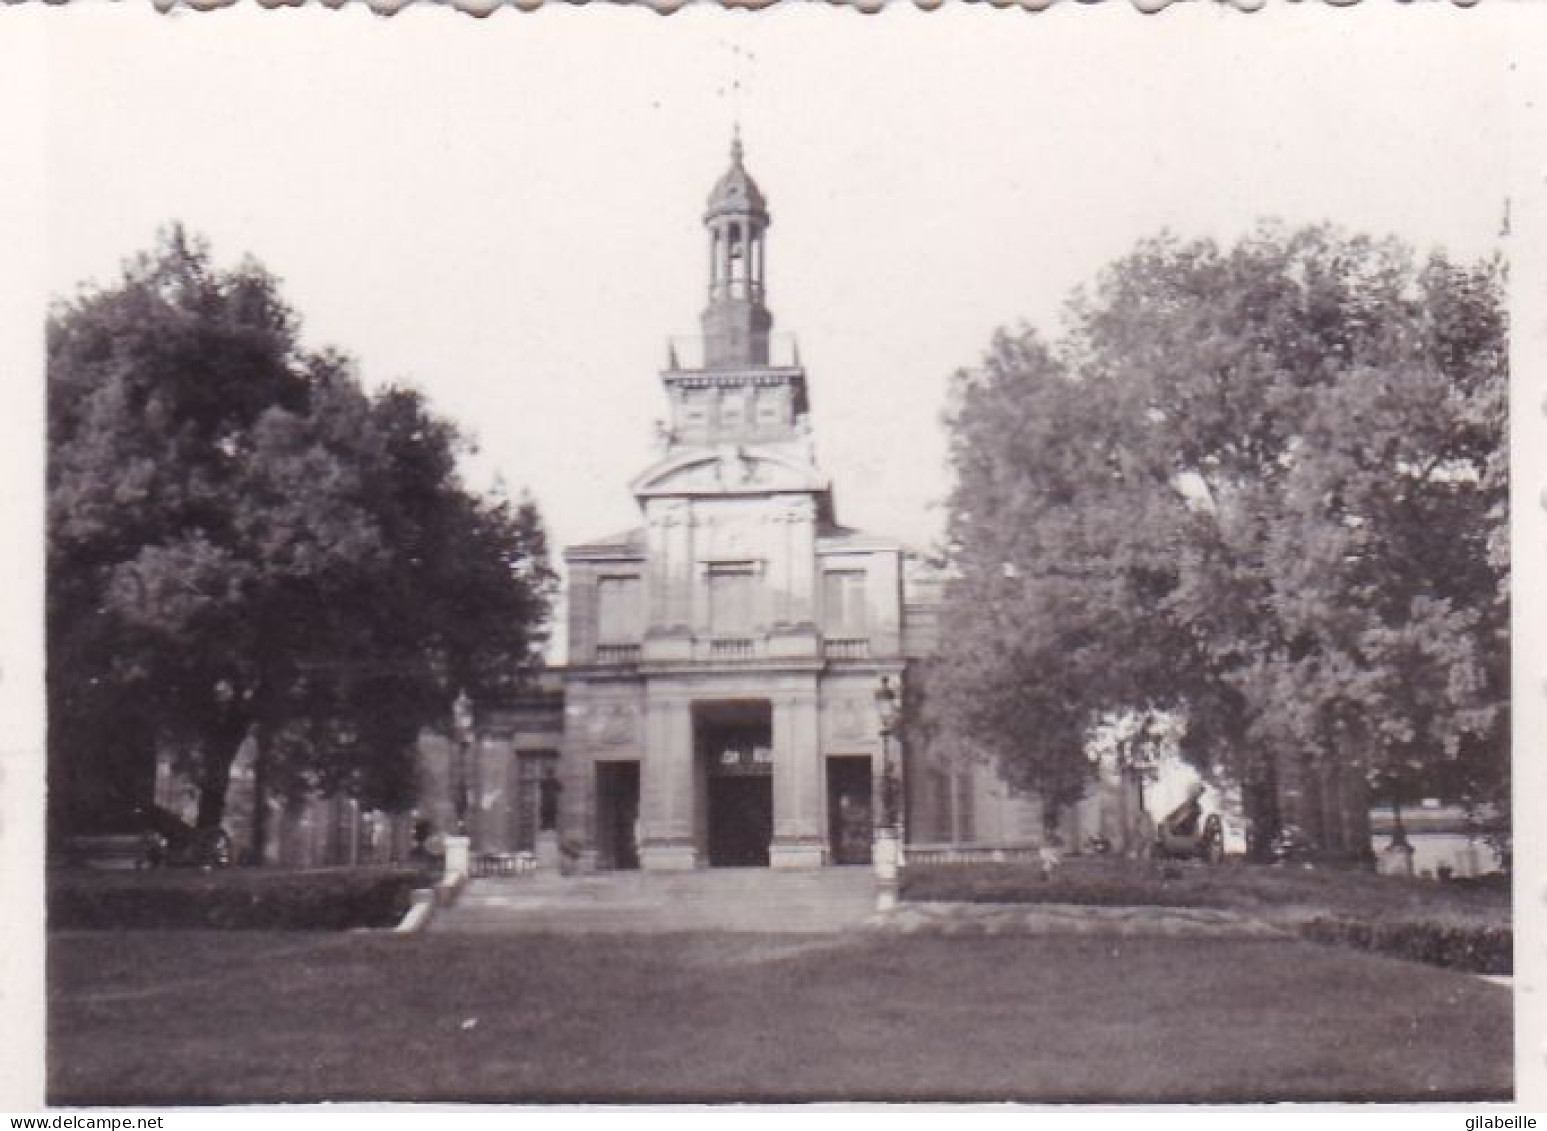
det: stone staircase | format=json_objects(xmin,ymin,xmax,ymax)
[{"xmin": 432, "ymin": 866, "xmax": 878, "ymax": 934}]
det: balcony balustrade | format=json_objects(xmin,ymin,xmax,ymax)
[
  {"xmin": 707, "ymin": 638, "xmax": 757, "ymax": 662},
  {"xmin": 594, "ymin": 643, "xmax": 642, "ymax": 665},
  {"xmin": 823, "ymin": 637, "xmax": 871, "ymax": 661}
]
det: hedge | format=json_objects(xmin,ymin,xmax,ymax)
[
  {"xmin": 1296, "ymin": 915, "xmax": 1511, "ymax": 975},
  {"xmin": 48, "ymin": 868, "xmax": 430, "ymax": 931},
  {"xmin": 901, "ymin": 868, "xmax": 1222, "ymax": 909}
]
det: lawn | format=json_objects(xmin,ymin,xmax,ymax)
[
  {"xmin": 902, "ymin": 856, "xmax": 1511, "ymax": 926},
  {"xmin": 49, "ymin": 929, "xmax": 1511, "ymax": 1104}
]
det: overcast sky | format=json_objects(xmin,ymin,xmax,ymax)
[{"xmin": 42, "ymin": 2, "xmax": 1512, "ymax": 587}]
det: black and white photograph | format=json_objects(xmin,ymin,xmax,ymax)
[{"xmin": 2, "ymin": 0, "xmax": 1541, "ymax": 1113}]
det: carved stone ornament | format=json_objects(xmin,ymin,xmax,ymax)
[
  {"xmin": 831, "ymin": 697, "xmax": 867, "ymax": 741},
  {"xmin": 585, "ymin": 702, "xmax": 637, "ymax": 746}
]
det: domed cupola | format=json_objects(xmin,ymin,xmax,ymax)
[{"xmin": 706, "ymin": 131, "xmax": 768, "ymax": 222}]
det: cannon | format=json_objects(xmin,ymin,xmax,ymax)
[
  {"xmin": 1151, "ymin": 784, "xmax": 1225, "ymax": 864},
  {"xmin": 135, "ymin": 804, "xmax": 233, "ymax": 869}
]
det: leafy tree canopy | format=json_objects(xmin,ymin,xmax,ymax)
[
  {"xmin": 933, "ymin": 224, "xmax": 1506, "ymax": 849},
  {"xmin": 49, "ymin": 226, "xmax": 556, "ymax": 840}
]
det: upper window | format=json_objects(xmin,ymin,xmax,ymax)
[
  {"xmin": 708, "ymin": 563, "xmax": 756, "ymax": 637},
  {"xmin": 823, "ymin": 569, "xmax": 868, "ymax": 636},
  {"xmin": 596, "ymin": 575, "xmax": 643, "ymax": 643}
]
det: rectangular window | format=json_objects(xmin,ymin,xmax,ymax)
[
  {"xmin": 596, "ymin": 576, "xmax": 642, "ymax": 643},
  {"xmin": 823, "ymin": 569, "xmax": 868, "ymax": 635},
  {"xmin": 708, "ymin": 563, "xmax": 756, "ymax": 636},
  {"xmin": 516, "ymin": 750, "xmax": 560, "ymax": 852}
]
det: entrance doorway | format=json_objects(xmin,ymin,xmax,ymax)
[
  {"xmin": 695, "ymin": 701, "xmax": 773, "ymax": 867},
  {"xmin": 596, "ymin": 761, "xmax": 640, "ymax": 870},
  {"xmin": 707, "ymin": 776, "xmax": 772, "ymax": 866},
  {"xmin": 827, "ymin": 756, "xmax": 873, "ymax": 865}
]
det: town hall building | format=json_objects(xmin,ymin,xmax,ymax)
[
  {"xmin": 555, "ymin": 134, "xmax": 924, "ymax": 870},
  {"xmin": 184, "ymin": 136, "xmax": 1130, "ymax": 871}
]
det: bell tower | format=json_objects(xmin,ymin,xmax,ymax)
[
  {"xmin": 701, "ymin": 128, "xmax": 773, "ymax": 368},
  {"xmin": 652, "ymin": 131, "xmax": 817, "ymax": 461}
]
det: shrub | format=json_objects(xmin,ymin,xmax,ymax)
[
  {"xmin": 47, "ymin": 868, "xmax": 429, "ymax": 931},
  {"xmin": 900, "ymin": 859, "xmax": 1228, "ymax": 909},
  {"xmin": 1296, "ymin": 916, "xmax": 1512, "ymax": 975}
]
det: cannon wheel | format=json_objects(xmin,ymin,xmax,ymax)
[{"xmin": 1201, "ymin": 815, "xmax": 1225, "ymax": 864}]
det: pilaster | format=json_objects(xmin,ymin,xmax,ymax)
[
  {"xmin": 639, "ymin": 694, "xmax": 699, "ymax": 870},
  {"xmin": 770, "ymin": 686, "xmax": 824, "ymax": 868}
]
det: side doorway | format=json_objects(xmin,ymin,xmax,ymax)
[
  {"xmin": 596, "ymin": 761, "xmax": 640, "ymax": 870},
  {"xmin": 827, "ymin": 756, "xmax": 873, "ymax": 865}
]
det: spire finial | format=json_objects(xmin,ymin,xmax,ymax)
[{"xmin": 730, "ymin": 123, "xmax": 744, "ymax": 167}]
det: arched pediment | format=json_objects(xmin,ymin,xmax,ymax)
[{"xmin": 631, "ymin": 446, "xmax": 829, "ymax": 499}]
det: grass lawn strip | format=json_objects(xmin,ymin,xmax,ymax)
[
  {"xmin": 901, "ymin": 858, "xmax": 1511, "ymax": 972},
  {"xmin": 49, "ymin": 930, "xmax": 1510, "ymax": 1104},
  {"xmin": 877, "ymin": 901, "xmax": 1288, "ymax": 939}
]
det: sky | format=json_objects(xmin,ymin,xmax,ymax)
[{"xmin": 40, "ymin": 2, "xmax": 1513, "ymax": 573}]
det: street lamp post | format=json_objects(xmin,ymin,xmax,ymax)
[
  {"xmin": 446, "ymin": 689, "xmax": 475, "ymax": 882},
  {"xmin": 873, "ymin": 675, "xmax": 903, "ymax": 911},
  {"xmin": 452, "ymin": 690, "xmax": 474, "ymax": 835}
]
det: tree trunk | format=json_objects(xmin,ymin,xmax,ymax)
[
  {"xmin": 196, "ymin": 714, "xmax": 250, "ymax": 829},
  {"xmin": 1243, "ymin": 754, "xmax": 1281, "ymax": 863},
  {"xmin": 249, "ymin": 727, "xmax": 271, "ymax": 866}
]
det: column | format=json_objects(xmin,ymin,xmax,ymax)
[
  {"xmin": 719, "ymin": 223, "xmax": 732, "ymax": 300},
  {"xmin": 558, "ymin": 722, "xmax": 595, "ymax": 872},
  {"xmin": 768, "ymin": 497, "xmax": 818, "ymax": 660},
  {"xmin": 644, "ymin": 502, "xmax": 693, "ymax": 663},
  {"xmin": 671, "ymin": 504, "xmax": 695, "ymax": 632},
  {"xmin": 639, "ymin": 694, "xmax": 697, "ymax": 870},
  {"xmin": 730, "ymin": 222, "xmax": 743, "ymax": 295},
  {"xmin": 787, "ymin": 498, "xmax": 817, "ymax": 626},
  {"xmin": 770, "ymin": 687, "xmax": 824, "ymax": 868},
  {"xmin": 645, "ymin": 505, "xmax": 669, "ymax": 631}
]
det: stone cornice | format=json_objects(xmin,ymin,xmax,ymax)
[{"xmin": 661, "ymin": 366, "xmax": 806, "ymax": 388}]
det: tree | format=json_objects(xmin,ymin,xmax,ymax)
[
  {"xmin": 48, "ymin": 227, "xmax": 556, "ymax": 847},
  {"xmin": 936, "ymin": 224, "xmax": 1506, "ymax": 858},
  {"xmin": 931, "ymin": 328, "xmax": 1193, "ymax": 823}
]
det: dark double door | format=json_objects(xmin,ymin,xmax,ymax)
[
  {"xmin": 707, "ymin": 774, "xmax": 772, "ymax": 867},
  {"xmin": 700, "ymin": 709, "xmax": 774, "ymax": 868}
]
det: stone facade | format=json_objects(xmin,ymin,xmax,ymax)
[
  {"xmin": 419, "ymin": 137, "xmax": 1119, "ymax": 871},
  {"xmin": 527, "ymin": 138, "xmax": 1133, "ymax": 870},
  {"xmin": 556, "ymin": 136, "xmax": 915, "ymax": 870}
]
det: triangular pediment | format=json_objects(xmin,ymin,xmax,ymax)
[{"xmin": 631, "ymin": 446, "xmax": 830, "ymax": 499}]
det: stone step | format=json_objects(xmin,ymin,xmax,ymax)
[{"xmin": 433, "ymin": 867, "xmax": 878, "ymax": 935}]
